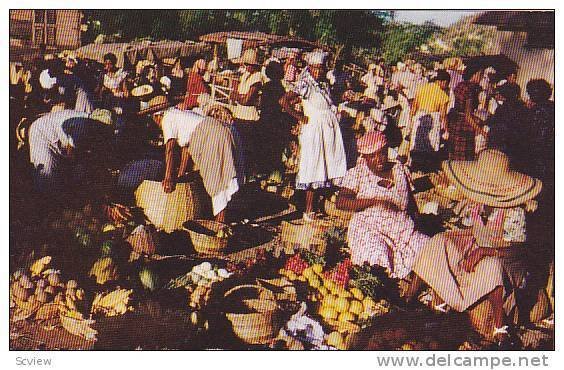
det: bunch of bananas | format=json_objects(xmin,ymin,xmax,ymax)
[
  {"xmin": 10, "ymin": 257, "xmax": 86, "ymax": 322},
  {"xmin": 91, "ymin": 288, "xmax": 134, "ymax": 317},
  {"xmin": 89, "ymin": 257, "xmax": 119, "ymax": 285}
]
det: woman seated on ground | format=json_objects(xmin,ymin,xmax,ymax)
[
  {"xmin": 411, "ymin": 149, "xmax": 542, "ymax": 346},
  {"xmin": 335, "ymin": 131, "xmax": 429, "ymax": 280},
  {"xmin": 152, "ymin": 104, "xmax": 240, "ymax": 223}
]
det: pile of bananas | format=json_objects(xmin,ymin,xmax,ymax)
[
  {"xmin": 10, "ymin": 257, "xmax": 86, "ymax": 320},
  {"xmin": 91, "ymin": 288, "xmax": 134, "ymax": 317}
]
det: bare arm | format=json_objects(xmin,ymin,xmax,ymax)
[
  {"xmin": 279, "ymin": 91, "xmax": 308, "ymax": 124},
  {"xmin": 464, "ymin": 97, "xmax": 483, "ymax": 134},
  {"xmin": 335, "ymin": 188, "xmax": 399, "ymax": 212},
  {"xmin": 177, "ymin": 146, "xmax": 192, "ymax": 178},
  {"xmin": 235, "ymin": 83, "xmax": 260, "ymax": 106},
  {"xmin": 162, "ymin": 138, "xmax": 177, "ymax": 193}
]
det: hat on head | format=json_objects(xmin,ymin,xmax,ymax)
[
  {"xmin": 131, "ymin": 84, "xmax": 154, "ymax": 97},
  {"xmin": 233, "ymin": 49, "xmax": 260, "ymax": 65},
  {"xmin": 442, "ymin": 149, "xmax": 542, "ymax": 208},
  {"xmin": 357, "ymin": 131, "xmax": 388, "ymax": 155},
  {"xmin": 90, "ymin": 109, "xmax": 115, "ymax": 126},
  {"xmin": 304, "ymin": 50, "xmax": 328, "ymax": 66},
  {"xmin": 148, "ymin": 95, "xmax": 168, "ymax": 108},
  {"xmin": 368, "ymin": 63, "xmax": 377, "ymax": 71},
  {"xmin": 381, "ymin": 95, "xmax": 400, "ymax": 111}
]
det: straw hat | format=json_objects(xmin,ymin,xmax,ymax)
[
  {"xmin": 131, "ymin": 84, "xmax": 154, "ymax": 97},
  {"xmin": 138, "ymin": 95, "xmax": 170, "ymax": 116},
  {"xmin": 442, "ymin": 149, "xmax": 542, "ymax": 208},
  {"xmin": 90, "ymin": 109, "xmax": 115, "ymax": 126},
  {"xmin": 233, "ymin": 49, "xmax": 260, "ymax": 65}
]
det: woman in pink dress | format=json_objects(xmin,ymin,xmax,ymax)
[{"xmin": 335, "ymin": 131, "xmax": 429, "ymax": 279}]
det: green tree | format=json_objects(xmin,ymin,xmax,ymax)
[{"xmin": 380, "ymin": 21, "xmax": 441, "ymax": 65}]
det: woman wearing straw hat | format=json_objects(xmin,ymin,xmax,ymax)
[
  {"xmin": 412, "ymin": 149, "xmax": 542, "ymax": 346},
  {"xmin": 151, "ymin": 104, "xmax": 239, "ymax": 223},
  {"xmin": 280, "ymin": 50, "xmax": 347, "ymax": 220},
  {"xmin": 336, "ymin": 131, "xmax": 429, "ymax": 279}
]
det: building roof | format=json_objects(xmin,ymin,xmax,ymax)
[
  {"xmin": 199, "ymin": 31, "xmax": 331, "ymax": 51},
  {"xmin": 474, "ymin": 11, "xmax": 554, "ymax": 32}
]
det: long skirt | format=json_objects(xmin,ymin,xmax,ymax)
[{"xmin": 413, "ymin": 229, "xmax": 523, "ymax": 313}]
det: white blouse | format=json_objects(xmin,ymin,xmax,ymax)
[{"xmin": 161, "ymin": 108, "xmax": 205, "ymax": 147}]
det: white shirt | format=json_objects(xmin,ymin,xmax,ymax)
[{"xmin": 161, "ymin": 108, "xmax": 205, "ymax": 147}]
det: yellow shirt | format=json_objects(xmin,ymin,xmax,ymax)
[{"xmin": 413, "ymin": 82, "xmax": 449, "ymax": 113}]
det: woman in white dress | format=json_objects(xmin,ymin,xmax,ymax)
[{"xmin": 280, "ymin": 51, "xmax": 347, "ymax": 220}]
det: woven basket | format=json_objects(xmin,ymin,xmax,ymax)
[
  {"xmin": 135, "ymin": 179, "xmax": 211, "ymax": 232},
  {"xmin": 224, "ymin": 284, "xmax": 281, "ymax": 345},
  {"xmin": 184, "ymin": 219, "xmax": 229, "ymax": 256}
]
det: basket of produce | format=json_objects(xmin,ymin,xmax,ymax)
[
  {"xmin": 224, "ymin": 284, "xmax": 281, "ymax": 345},
  {"xmin": 183, "ymin": 220, "xmax": 231, "ymax": 256}
]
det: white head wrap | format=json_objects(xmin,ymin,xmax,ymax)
[{"xmin": 39, "ymin": 69, "xmax": 57, "ymax": 90}]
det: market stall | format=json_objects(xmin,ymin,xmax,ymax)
[{"xmin": 75, "ymin": 40, "xmax": 211, "ymax": 69}]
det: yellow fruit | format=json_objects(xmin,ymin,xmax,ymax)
[
  {"xmin": 362, "ymin": 297, "xmax": 376, "ymax": 311},
  {"xmin": 286, "ymin": 271, "xmax": 298, "ymax": 281},
  {"xmin": 319, "ymin": 306, "xmax": 339, "ymax": 320},
  {"xmin": 349, "ymin": 300, "xmax": 364, "ymax": 315},
  {"xmin": 302, "ymin": 267, "xmax": 315, "ymax": 279},
  {"xmin": 334, "ymin": 297, "xmax": 350, "ymax": 313},
  {"xmin": 323, "ymin": 294, "xmax": 338, "ymax": 308},
  {"xmin": 326, "ymin": 331, "xmax": 346, "ymax": 349},
  {"xmin": 350, "ymin": 288, "xmax": 365, "ymax": 301},
  {"xmin": 324, "ymin": 279, "xmax": 336, "ymax": 292},
  {"xmin": 297, "ymin": 275, "xmax": 307, "ymax": 282},
  {"xmin": 338, "ymin": 312, "xmax": 356, "ymax": 323},
  {"xmin": 318, "ymin": 286, "xmax": 329, "ymax": 296},
  {"xmin": 334, "ymin": 287, "xmax": 351, "ymax": 298},
  {"xmin": 308, "ymin": 276, "xmax": 321, "ymax": 289},
  {"xmin": 312, "ymin": 264, "xmax": 323, "ymax": 274},
  {"xmin": 278, "ymin": 268, "xmax": 287, "ymax": 276},
  {"xmin": 359, "ymin": 312, "xmax": 370, "ymax": 321}
]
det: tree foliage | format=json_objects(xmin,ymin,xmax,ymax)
[{"xmin": 380, "ymin": 21, "xmax": 441, "ymax": 65}]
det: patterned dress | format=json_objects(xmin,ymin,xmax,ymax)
[
  {"xmin": 448, "ymin": 81, "xmax": 482, "ymax": 160},
  {"xmin": 341, "ymin": 162, "xmax": 429, "ymax": 279}
]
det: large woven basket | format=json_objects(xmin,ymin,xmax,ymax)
[
  {"xmin": 224, "ymin": 284, "xmax": 281, "ymax": 345},
  {"xmin": 184, "ymin": 219, "xmax": 229, "ymax": 256},
  {"xmin": 135, "ymin": 179, "xmax": 212, "ymax": 232}
]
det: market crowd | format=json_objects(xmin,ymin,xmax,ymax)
[{"xmin": 10, "ymin": 45, "xmax": 554, "ymax": 347}]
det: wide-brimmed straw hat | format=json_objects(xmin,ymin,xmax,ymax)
[
  {"xmin": 442, "ymin": 149, "xmax": 542, "ymax": 208},
  {"xmin": 90, "ymin": 109, "xmax": 115, "ymax": 126},
  {"xmin": 131, "ymin": 84, "xmax": 154, "ymax": 97},
  {"xmin": 233, "ymin": 49, "xmax": 260, "ymax": 65},
  {"xmin": 138, "ymin": 95, "xmax": 170, "ymax": 116}
]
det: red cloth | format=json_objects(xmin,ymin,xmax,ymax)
[{"xmin": 182, "ymin": 71, "xmax": 209, "ymax": 109}]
